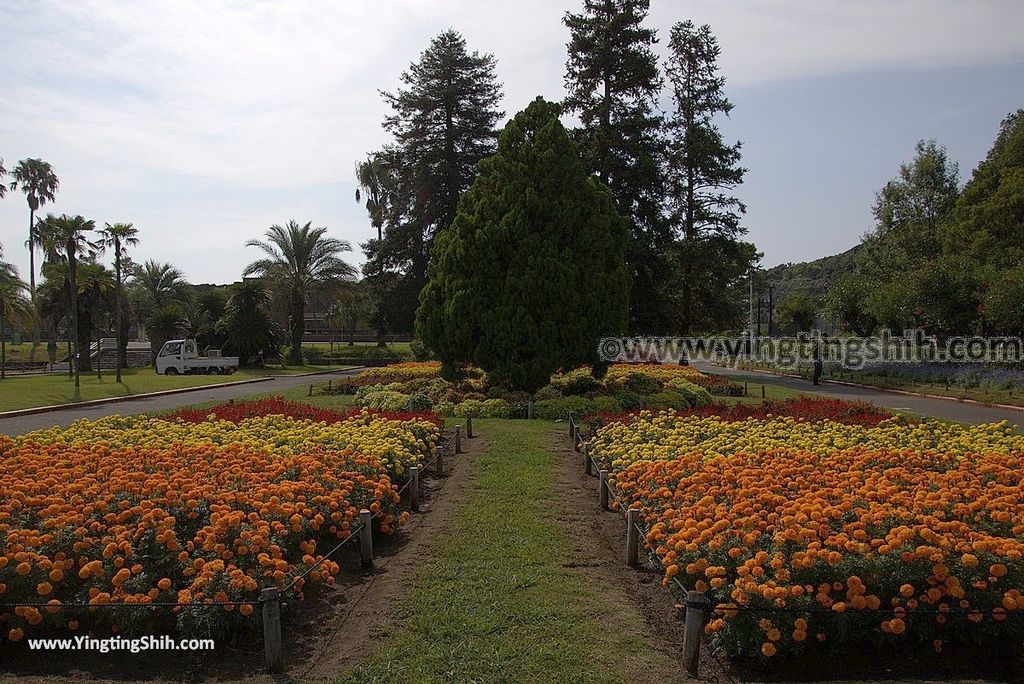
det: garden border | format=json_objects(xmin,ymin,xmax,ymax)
[{"xmin": 0, "ymin": 417, "xmax": 470, "ymax": 675}]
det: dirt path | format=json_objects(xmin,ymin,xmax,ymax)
[
  {"xmin": 297, "ymin": 431, "xmax": 486, "ymax": 680},
  {"xmin": 549, "ymin": 430, "xmax": 711, "ymax": 684},
  {"xmin": 0, "ymin": 430, "xmax": 486, "ymax": 684}
]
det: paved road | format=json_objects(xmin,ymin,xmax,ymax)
[
  {"xmin": 0, "ymin": 368, "xmax": 362, "ymax": 436},
  {"xmin": 695, "ymin": 362, "xmax": 1024, "ymax": 427}
]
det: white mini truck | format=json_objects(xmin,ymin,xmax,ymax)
[{"xmin": 155, "ymin": 339, "xmax": 239, "ymax": 375}]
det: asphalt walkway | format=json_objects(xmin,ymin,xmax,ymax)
[
  {"xmin": 0, "ymin": 368, "xmax": 360, "ymax": 435},
  {"xmin": 696, "ymin": 362, "xmax": 1024, "ymax": 427}
]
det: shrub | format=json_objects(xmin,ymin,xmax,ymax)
[
  {"xmin": 666, "ymin": 378, "xmax": 713, "ymax": 407},
  {"xmin": 533, "ymin": 385, "xmax": 563, "ymax": 401},
  {"xmin": 622, "ymin": 372, "xmax": 662, "ymax": 395},
  {"xmin": 612, "ymin": 388, "xmax": 644, "ymax": 411},
  {"xmin": 645, "ymin": 391, "xmax": 688, "ymax": 410},
  {"xmin": 481, "ymin": 398, "xmax": 512, "ymax": 418},
  {"xmin": 405, "ymin": 393, "xmax": 434, "ymax": 411},
  {"xmin": 591, "ymin": 396, "xmax": 623, "ymax": 414}
]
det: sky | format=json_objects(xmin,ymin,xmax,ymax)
[{"xmin": 1, "ymin": 0, "xmax": 1022, "ymax": 285}]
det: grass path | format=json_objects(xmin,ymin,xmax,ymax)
[{"xmin": 339, "ymin": 419, "xmax": 685, "ymax": 684}]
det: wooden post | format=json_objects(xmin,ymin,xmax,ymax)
[
  {"xmin": 328, "ymin": 378, "xmax": 333, "ymax": 391},
  {"xmin": 599, "ymin": 470, "xmax": 609, "ymax": 510},
  {"xmin": 308, "ymin": 384, "xmax": 313, "ymax": 397},
  {"xmin": 454, "ymin": 425, "xmax": 462, "ymax": 454},
  {"xmin": 585, "ymin": 445, "xmax": 593, "ymax": 476},
  {"xmin": 527, "ymin": 400, "xmax": 533, "ymax": 419},
  {"xmin": 410, "ymin": 466, "xmax": 420, "ymax": 512},
  {"xmin": 625, "ymin": 508, "xmax": 640, "ymax": 567},
  {"xmin": 436, "ymin": 445, "xmax": 444, "ymax": 477},
  {"xmin": 682, "ymin": 591, "xmax": 707, "ymax": 676},
  {"xmin": 568, "ymin": 412, "xmax": 575, "ymax": 438},
  {"xmin": 359, "ymin": 509, "xmax": 373, "ymax": 567},
  {"xmin": 573, "ymin": 427, "xmax": 580, "ymax": 452},
  {"xmin": 743, "ymin": 381, "xmax": 748, "ymax": 396},
  {"xmin": 761, "ymin": 384, "xmax": 766, "ymax": 399},
  {"xmin": 466, "ymin": 416, "xmax": 473, "ymax": 439},
  {"xmin": 261, "ymin": 587, "xmax": 283, "ymax": 673}
]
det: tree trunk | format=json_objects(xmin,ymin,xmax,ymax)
[
  {"xmin": 114, "ymin": 244, "xmax": 123, "ymax": 382},
  {"xmin": 29, "ymin": 207, "xmax": 39, "ymax": 346},
  {"xmin": 288, "ymin": 294, "xmax": 304, "ymax": 366},
  {"xmin": 70, "ymin": 253, "xmax": 80, "ymax": 390},
  {"xmin": 1, "ymin": 302, "xmax": 6, "ymax": 381}
]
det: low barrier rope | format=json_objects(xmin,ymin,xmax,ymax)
[
  {"xmin": 1, "ymin": 428, "xmax": 462, "ymax": 614},
  {"xmin": 583, "ymin": 431, "xmax": 1024, "ymax": 621}
]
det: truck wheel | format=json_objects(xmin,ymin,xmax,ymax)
[
  {"xmin": 208, "ymin": 367, "xmax": 220, "ymax": 375},
  {"xmin": 165, "ymin": 367, "xmax": 179, "ymax": 376}
]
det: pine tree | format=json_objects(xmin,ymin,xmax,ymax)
[
  {"xmin": 361, "ymin": 30, "xmax": 504, "ymax": 335},
  {"xmin": 563, "ymin": 0, "xmax": 670, "ymax": 332},
  {"xmin": 416, "ymin": 98, "xmax": 629, "ymax": 392},
  {"xmin": 664, "ymin": 21, "xmax": 753, "ymax": 333}
]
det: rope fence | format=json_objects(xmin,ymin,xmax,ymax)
[
  {"xmin": 568, "ymin": 411, "xmax": 1024, "ymax": 679},
  {"xmin": 1, "ymin": 420, "xmax": 469, "ymax": 675}
]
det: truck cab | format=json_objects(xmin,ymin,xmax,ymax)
[{"xmin": 156, "ymin": 339, "xmax": 238, "ymax": 375}]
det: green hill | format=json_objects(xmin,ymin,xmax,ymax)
[{"xmin": 763, "ymin": 244, "xmax": 861, "ymax": 302}]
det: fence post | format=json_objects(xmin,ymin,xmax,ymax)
[
  {"xmin": 410, "ymin": 466, "xmax": 420, "ymax": 513},
  {"xmin": 743, "ymin": 381, "xmax": 748, "ymax": 397},
  {"xmin": 568, "ymin": 412, "xmax": 575, "ymax": 438},
  {"xmin": 308, "ymin": 384, "xmax": 313, "ymax": 397},
  {"xmin": 454, "ymin": 425, "xmax": 462, "ymax": 454},
  {"xmin": 261, "ymin": 587, "xmax": 283, "ymax": 673},
  {"xmin": 761, "ymin": 384, "xmax": 766, "ymax": 399},
  {"xmin": 625, "ymin": 508, "xmax": 639, "ymax": 567},
  {"xmin": 359, "ymin": 509, "xmax": 373, "ymax": 568},
  {"xmin": 682, "ymin": 590, "xmax": 707, "ymax": 676},
  {"xmin": 599, "ymin": 470, "xmax": 609, "ymax": 510},
  {"xmin": 436, "ymin": 445, "xmax": 445, "ymax": 478},
  {"xmin": 466, "ymin": 416, "xmax": 473, "ymax": 439},
  {"xmin": 328, "ymin": 378, "xmax": 333, "ymax": 391},
  {"xmin": 527, "ymin": 400, "xmax": 533, "ymax": 419},
  {"xmin": 573, "ymin": 426, "xmax": 581, "ymax": 453},
  {"xmin": 585, "ymin": 445, "xmax": 593, "ymax": 476}
]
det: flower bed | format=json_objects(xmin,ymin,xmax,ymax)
[
  {"xmin": 332, "ymin": 362, "xmax": 733, "ymax": 418},
  {"xmin": 591, "ymin": 402, "xmax": 1024, "ymax": 658},
  {"xmin": 0, "ymin": 401, "xmax": 440, "ymax": 642}
]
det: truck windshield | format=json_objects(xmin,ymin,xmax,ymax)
[{"xmin": 162, "ymin": 342, "xmax": 182, "ymax": 357}]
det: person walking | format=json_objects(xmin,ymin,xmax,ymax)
[{"xmin": 812, "ymin": 343, "xmax": 823, "ymax": 386}]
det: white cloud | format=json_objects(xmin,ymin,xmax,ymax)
[{"xmin": 0, "ymin": 0, "xmax": 1022, "ymax": 283}]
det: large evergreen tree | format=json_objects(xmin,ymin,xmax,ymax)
[
  {"xmin": 361, "ymin": 30, "xmax": 504, "ymax": 335},
  {"xmin": 417, "ymin": 97, "xmax": 629, "ymax": 392},
  {"xmin": 664, "ymin": 21, "xmax": 754, "ymax": 333},
  {"xmin": 563, "ymin": 0, "xmax": 670, "ymax": 332}
]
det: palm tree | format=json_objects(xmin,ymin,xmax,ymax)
[
  {"xmin": 145, "ymin": 305, "xmax": 184, "ymax": 363},
  {"xmin": 0, "ymin": 257, "xmax": 33, "ymax": 381},
  {"xmin": 243, "ymin": 221, "xmax": 356, "ymax": 365},
  {"xmin": 0, "ymin": 157, "xmax": 8, "ymax": 198},
  {"xmin": 46, "ymin": 215, "xmax": 97, "ymax": 391},
  {"xmin": 33, "ymin": 214, "xmax": 71, "ymax": 368},
  {"xmin": 75, "ymin": 263, "xmax": 115, "ymax": 379},
  {"xmin": 99, "ymin": 223, "xmax": 139, "ymax": 381},
  {"xmin": 131, "ymin": 259, "xmax": 189, "ymax": 310},
  {"xmin": 9, "ymin": 159, "xmax": 59, "ymax": 319},
  {"xmin": 355, "ymin": 153, "xmax": 393, "ymax": 241}
]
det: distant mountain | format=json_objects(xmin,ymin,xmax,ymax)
[{"xmin": 763, "ymin": 244, "xmax": 862, "ymax": 302}]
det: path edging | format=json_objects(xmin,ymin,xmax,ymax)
[
  {"xmin": 725, "ymin": 363, "xmax": 1024, "ymax": 414},
  {"xmin": 0, "ymin": 377, "xmax": 274, "ymax": 419}
]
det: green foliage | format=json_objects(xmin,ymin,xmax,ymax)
[
  {"xmin": 563, "ymin": 0, "xmax": 672, "ymax": 332},
  {"xmin": 591, "ymin": 395, "xmax": 624, "ymax": 414},
  {"xmin": 244, "ymin": 220, "xmax": 356, "ymax": 365},
  {"xmin": 360, "ymin": 30, "xmax": 504, "ymax": 336},
  {"xmin": 416, "ymin": 97, "xmax": 629, "ymax": 392},
  {"xmin": 984, "ymin": 263, "xmax": 1024, "ymax": 334},
  {"xmin": 644, "ymin": 390, "xmax": 686, "ymax": 410},
  {"xmin": 775, "ymin": 292, "xmax": 819, "ymax": 333},
  {"xmin": 665, "ymin": 378, "xmax": 712, "ymax": 407},
  {"xmin": 664, "ymin": 21, "xmax": 757, "ymax": 334},
  {"xmin": 215, "ymin": 281, "xmax": 283, "ymax": 366},
  {"xmin": 620, "ymin": 371, "xmax": 660, "ymax": 395}
]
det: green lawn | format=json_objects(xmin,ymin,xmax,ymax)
[
  {"xmin": 0, "ymin": 366, "xmax": 353, "ymax": 412},
  {"xmin": 338, "ymin": 419, "xmax": 680, "ymax": 683},
  {"xmin": 721, "ymin": 380, "xmax": 804, "ymax": 404}
]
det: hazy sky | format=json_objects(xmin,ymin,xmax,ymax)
[{"xmin": 1, "ymin": 0, "xmax": 1022, "ymax": 285}]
